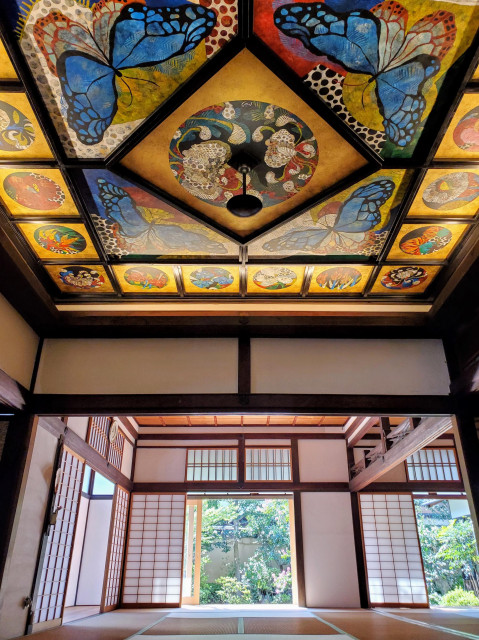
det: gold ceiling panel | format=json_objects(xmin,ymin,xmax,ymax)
[
  {"xmin": 309, "ymin": 265, "xmax": 373, "ymax": 294},
  {"xmin": 247, "ymin": 265, "xmax": 305, "ymax": 294},
  {"xmin": 113, "ymin": 264, "xmax": 178, "ymax": 294},
  {"xmin": 386, "ymin": 223, "xmax": 469, "ymax": 261},
  {"xmin": 370, "ymin": 265, "xmax": 442, "ymax": 295},
  {"xmin": 18, "ymin": 222, "xmax": 99, "ymax": 260},
  {"xmin": 0, "ymin": 92, "xmax": 52, "ymax": 160},
  {"xmin": 409, "ymin": 169, "xmax": 479, "ymax": 218},
  {"xmin": 436, "ymin": 93, "xmax": 479, "ymax": 160},
  {"xmin": 45, "ymin": 264, "xmax": 114, "ymax": 293},
  {"xmin": 181, "ymin": 265, "xmax": 240, "ymax": 294}
]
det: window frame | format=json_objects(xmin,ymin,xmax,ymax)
[
  {"xmin": 404, "ymin": 446, "xmax": 461, "ymax": 482},
  {"xmin": 244, "ymin": 446, "xmax": 293, "ymax": 483},
  {"xmin": 185, "ymin": 447, "xmax": 239, "ymax": 483}
]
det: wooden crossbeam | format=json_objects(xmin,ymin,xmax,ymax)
[
  {"xmin": 346, "ymin": 416, "xmax": 379, "ymax": 447},
  {"xmin": 350, "ymin": 416, "xmax": 453, "ymax": 492}
]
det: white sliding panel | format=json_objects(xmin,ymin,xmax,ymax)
[
  {"xmin": 122, "ymin": 494, "xmax": 185, "ymax": 606},
  {"xmin": 360, "ymin": 493, "xmax": 428, "ymax": 606}
]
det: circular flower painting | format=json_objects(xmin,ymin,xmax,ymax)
[
  {"xmin": 4, "ymin": 172, "xmax": 65, "ymax": 210},
  {"xmin": 124, "ymin": 266, "xmax": 169, "ymax": 290},
  {"xmin": 453, "ymin": 106, "xmax": 479, "ymax": 152},
  {"xmin": 34, "ymin": 225, "xmax": 87, "ymax": 255},
  {"xmin": 190, "ymin": 267, "xmax": 234, "ymax": 290},
  {"xmin": 315, "ymin": 266, "xmax": 362, "ymax": 290},
  {"xmin": 253, "ymin": 267, "xmax": 297, "ymax": 290},
  {"xmin": 422, "ymin": 172, "xmax": 479, "ymax": 211},
  {"xmin": 59, "ymin": 266, "xmax": 105, "ymax": 290},
  {"xmin": 169, "ymin": 100, "xmax": 318, "ymax": 208},
  {"xmin": 0, "ymin": 100, "xmax": 35, "ymax": 151},
  {"xmin": 399, "ymin": 226, "xmax": 452, "ymax": 256},
  {"xmin": 381, "ymin": 266, "xmax": 428, "ymax": 290}
]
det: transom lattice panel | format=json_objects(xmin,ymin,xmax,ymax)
[
  {"xmin": 87, "ymin": 417, "xmax": 112, "ymax": 459},
  {"xmin": 406, "ymin": 448, "xmax": 460, "ymax": 481},
  {"xmin": 33, "ymin": 448, "xmax": 84, "ymax": 624},
  {"xmin": 122, "ymin": 493, "xmax": 186, "ymax": 605},
  {"xmin": 360, "ymin": 493, "xmax": 428, "ymax": 606},
  {"xmin": 102, "ymin": 486, "xmax": 130, "ymax": 611},
  {"xmin": 245, "ymin": 448, "xmax": 292, "ymax": 481},
  {"xmin": 108, "ymin": 430, "xmax": 125, "ymax": 471},
  {"xmin": 186, "ymin": 449, "xmax": 238, "ymax": 481}
]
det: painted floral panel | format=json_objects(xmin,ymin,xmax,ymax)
[
  {"xmin": 0, "ymin": 168, "xmax": 78, "ymax": 216},
  {"xmin": 18, "ymin": 222, "xmax": 99, "ymax": 259},
  {"xmin": 0, "ymin": 92, "xmax": 52, "ymax": 159},
  {"xmin": 409, "ymin": 169, "xmax": 479, "ymax": 217},
  {"xmin": 247, "ymin": 265, "xmax": 304, "ymax": 293},
  {"xmin": 113, "ymin": 263, "xmax": 178, "ymax": 294},
  {"xmin": 45, "ymin": 264, "xmax": 114, "ymax": 293},
  {"xmin": 181, "ymin": 265, "xmax": 240, "ymax": 293},
  {"xmin": 4, "ymin": 0, "xmax": 238, "ymax": 158},
  {"xmin": 386, "ymin": 223, "xmax": 469, "ymax": 261},
  {"xmin": 436, "ymin": 93, "xmax": 479, "ymax": 159},
  {"xmin": 309, "ymin": 264, "xmax": 373, "ymax": 294},
  {"xmin": 254, "ymin": 0, "xmax": 479, "ymax": 159},
  {"xmin": 370, "ymin": 264, "xmax": 442, "ymax": 294}
]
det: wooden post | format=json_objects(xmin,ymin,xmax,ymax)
[
  {"xmin": 380, "ymin": 417, "xmax": 392, "ymax": 451},
  {"xmin": 453, "ymin": 413, "xmax": 479, "ymax": 537},
  {"xmin": 350, "ymin": 493, "xmax": 369, "ymax": 608},
  {"xmin": 292, "ymin": 492, "xmax": 306, "ymax": 607}
]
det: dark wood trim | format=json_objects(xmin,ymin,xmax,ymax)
[
  {"xmin": 350, "ymin": 492, "xmax": 369, "ymax": 609},
  {"xmin": 0, "ymin": 413, "xmax": 37, "ymax": 588},
  {"xmin": 291, "ymin": 438, "xmax": 300, "ymax": 484},
  {"xmin": 137, "ymin": 432, "xmax": 344, "ymax": 441},
  {"xmin": 38, "ymin": 417, "xmax": 133, "ymax": 491},
  {"xmin": 238, "ymin": 435, "xmax": 246, "ymax": 485},
  {"xmin": 0, "ymin": 368, "xmax": 28, "ymax": 409},
  {"xmin": 365, "ymin": 481, "xmax": 464, "ymax": 492},
  {"xmin": 29, "ymin": 339, "xmax": 44, "ymax": 394},
  {"xmin": 31, "ymin": 393, "xmax": 455, "ymax": 416},
  {"xmin": 133, "ymin": 481, "xmax": 349, "ymax": 492},
  {"xmin": 453, "ymin": 413, "xmax": 479, "ymax": 523},
  {"xmin": 115, "ymin": 417, "xmax": 138, "ymax": 443},
  {"xmin": 100, "ymin": 485, "xmax": 119, "ymax": 613},
  {"xmin": 238, "ymin": 337, "xmax": 251, "ymax": 396},
  {"xmin": 293, "ymin": 491, "xmax": 306, "ymax": 608}
]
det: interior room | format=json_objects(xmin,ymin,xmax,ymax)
[{"xmin": 0, "ymin": 0, "xmax": 479, "ymax": 638}]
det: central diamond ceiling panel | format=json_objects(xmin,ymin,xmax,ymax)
[{"xmin": 121, "ymin": 49, "xmax": 369, "ymax": 236}]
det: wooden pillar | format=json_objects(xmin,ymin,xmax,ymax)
[
  {"xmin": 380, "ymin": 417, "xmax": 392, "ymax": 451},
  {"xmin": 453, "ymin": 412, "xmax": 479, "ymax": 536},
  {"xmin": 292, "ymin": 491, "xmax": 306, "ymax": 607},
  {"xmin": 0, "ymin": 412, "xmax": 37, "ymax": 588},
  {"xmin": 350, "ymin": 492, "xmax": 369, "ymax": 609}
]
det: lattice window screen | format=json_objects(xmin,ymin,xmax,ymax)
[
  {"xmin": 33, "ymin": 448, "xmax": 84, "ymax": 624},
  {"xmin": 87, "ymin": 417, "xmax": 111, "ymax": 458},
  {"xmin": 102, "ymin": 486, "xmax": 130, "ymax": 611},
  {"xmin": 108, "ymin": 431, "xmax": 125, "ymax": 470},
  {"xmin": 406, "ymin": 448, "xmax": 460, "ymax": 481},
  {"xmin": 245, "ymin": 448, "xmax": 291, "ymax": 481},
  {"xmin": 122, "ymin": 494, "xmax": 185, "ymax": 605},
  {"xmin": 360, "ymin": 493, "xmax": 428, "ymax": 606},
  {"xmin": 186, "ymin": 449, "xmax": 237, "ymax": 481}
]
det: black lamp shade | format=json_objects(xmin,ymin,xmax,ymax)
[{"xmin": 227, "ymin": 193, "xmax": 263, "ymax": 217}]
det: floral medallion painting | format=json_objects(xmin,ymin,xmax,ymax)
[
  {"xmin": 4, "ymin": 0, "xmax": 238, "ymax": 158},
  {"xmin": 247, "ymin": 265, "xmax": 304, "ymax": 293},
  {"xmin": 248, "ymin": 169, "xmax": 410, "ymax": 257},
  {"xmin": 45, "ymin": 264, "xmax": 114, "ymax": 293},
  {"xmin": 112, "ymin": 263, "xmax": 178, "ymax": 294},
  {"xmin": 254, "ymin": 0, "xmax": 479, "ymax": 159},
  {"xmin": 409, "ymin": 169, "xmax": 479, "ymax": 217},
  {"xmin": 436, "ymin": 93, "xmax": 479, "ymax": 159},
  {"xmin": 18, "ymin": 222, "xmax": 98, "ymax": 259},
  {"xmin": 0, "ymin": 93, "xmax": 52, "ymax": 159},
  {"xmin": 370, "ymin": 264, "xmax": 441, "ymax": 294},
  {"xmin": 82, "ymin": 170, "xmax": 238, "ymax": 257},
  {"xmin": 181, "ymin": 264, "xmax": 240, "ymax": 293},
  {"xmin": 387, "ymin": 223, "xmax": 469, "ymax": 260},
  {"xmin": 309, "ymin": 265, "xmax": 373, "ymax": 293}
]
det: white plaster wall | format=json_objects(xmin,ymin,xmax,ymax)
[
  {"xmin": 121, "ymin": 440, "xmax": 134, "ymax": 479},
  {"xmin": 251, "ymin": 339, "xmax": 450, "ymax": 395},
  {"xmin": 76, "ymin": 499, "xmax": 113, "ymax": 605},
  {"xmin": 0, "ymin": 424, "xmax": 57, "ymax": 640},
  {"xmin": 66, "ymin": 417, "xmax": 89, "ymax": 440},
  {"xmin": 0, "ymin": 293, "xmax": 39, "ymax": 389},
  {"xmin": 301, "ymin": 493, "xmax": 360, "ymax": 608},
  {"xmin": 64, "ymin": 496, "xmax": 89, "ymax": 608},
  {"xmin": 134, "ymin": 448, "xmax": 187, "ymax": 482},
  {"xmin": 299, "ymin": 440, "xmax": 349, "ymax": 482},
  {"xmin": 35, "ymin": 339, "xmax": 238, "ymax": 394}
]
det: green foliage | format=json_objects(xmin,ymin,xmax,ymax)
[
  {"xmin": 439, "ymin": 588, "xmax": 479, "ymax": 607},
  {"xmin": 215, "ymin": 577, "xmax": 252, "ymax": 604},
  {"xmin": 199, "ymin": 499, "xmax": 292, "ymax": 604}
]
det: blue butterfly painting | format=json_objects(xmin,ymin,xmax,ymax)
[
  {"xmin": 96, "ymin": 177, "xmax": 229, "ymax": 254},
  {"xmin": 263, "ymin": 178, "xmax": 395, "ymax": 254},
  {"xmin": 33, "ymin": 0, "xmax": 216, "ymax": 145},
  {"xmin": 273, "ymin": 1, "xmax": 457, "ymax": 147}
]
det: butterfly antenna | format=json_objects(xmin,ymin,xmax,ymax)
[
  {"xmin": 122, "ymin": 74, "xmax": 163, "ymax": 91},
  {"xmin": 118, "ymin": 76, "xmax": 134, "ymax": 108}
]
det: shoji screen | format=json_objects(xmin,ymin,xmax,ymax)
[
  {"xmin": 360, "ymin": 494, "xmax": 428, "ymax": 606},
  {"xmin": 101, "ymin": 486, "xmax": 130, "ymax": 612},
  {"xmin": 122, "ymin": 494, "xmax": 186, "ymax": 606},
  {"xmin": 32, "ymin": 448, "xmax": 84, "ymax": 626}
]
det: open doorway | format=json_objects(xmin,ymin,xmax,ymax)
[
  {"xmin": 63, "ymin": 466, "xmax": 114, "ymax": 623},
  {"xmin": 182, "ymin": 495, "xmax": 297, "ymax": 605},
  {"xmin": 414, "ymin": 495, "xmax": 479, "ymax": 607}
]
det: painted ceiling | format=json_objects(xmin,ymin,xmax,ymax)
[{"xmin": 0, "ymin": 0, "xmax": 478, "ymax": 307}]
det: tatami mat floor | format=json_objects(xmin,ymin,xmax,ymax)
[{"xmin": 24, "ymin": 607, "xmax": 479, "ymax": 640}]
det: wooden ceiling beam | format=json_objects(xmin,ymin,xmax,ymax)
[
  {"xmin": 346, "ymin": 416, "xmax": 379, "ymax": 447},
  {"xmin": 350, "ymin": 416, "xmax": 453, "ymax": 492}
]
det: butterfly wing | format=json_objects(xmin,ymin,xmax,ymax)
[
  {"xmin": 97, "ymin": 179, "xmax": 149, "ymax": 236},
  {"xmin": 112, "ymin": 3, "xmax": 217, "ymax": 70},
  {"xmin": 334, "ymin": 179, "xmax": 395, "ymax": 231},
  {"xmin": 263, "ymin": 228, "xmax": 331, "ymax": 253},
  {"xmin": 273, "ymin": 2, "xmax": 380, "ymax": 75},
  {"xmin": 150, "ymin": 225, "xmax": 228, "ymax": 254},
  {"xmin": 376, "ymin": 57, "xmax": 440, "ymax": 147}
]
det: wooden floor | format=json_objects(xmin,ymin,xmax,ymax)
[{"xmin": 25, "ymin": 607, "xmax": 479, "ymax": 640}]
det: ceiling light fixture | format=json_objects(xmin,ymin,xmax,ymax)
[{"xmin": 226, "ymin": 151, "xmax": 263, "ymax": 217}]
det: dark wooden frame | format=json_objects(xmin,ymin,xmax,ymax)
[{"xmin": 404, "ymin": 446, "xmax": 461, "ymax": 483}]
